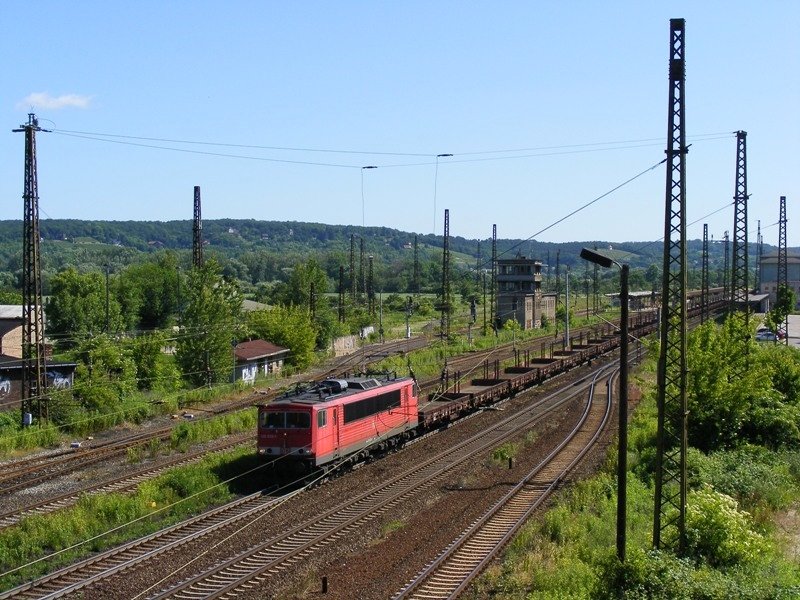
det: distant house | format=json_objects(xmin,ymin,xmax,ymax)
[
  {"xmin": 233, "ymin": 340, "xmax": 290, "ymax": 384},
  {"xmin": 0, "ymin": 305, "xmax": 24, "ymax": 359}
]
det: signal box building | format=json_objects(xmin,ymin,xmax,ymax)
[
  {"xmin": 496, "ymin": 255, "xmax": 553, "ymax": 329},
  {"xmin": 759, "ymin": 252, "xmax": 800, "ymax": 310}
]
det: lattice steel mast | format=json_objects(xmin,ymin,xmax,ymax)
[
  {"xmin": 731, "ymin": 131, "xmax": 749, "ymax": 329},
  {"xmin": 778, "ymin": 196, "xmax": 788, "ymax": 343},
  {"xmin": 14, "ymin": 114, "xmax": 48, "ymax": 425},
  {"xmin": 192, "ymin": 186, "xmax": 203, "ymax": 268},
  {"xmin": 701, "ymin": 224, "xmax": 709, "ymax": 323},
  {"xmin": 654, "ymin": 18, "xmax": 688, "ymax": 553},
  {"xmin": 490, "ymin": 224, "xmax": 497, "ymax": 331},
  {"xmin": 440, "ymin": 209, "xmax": 451, "ymax": 341},
  {"xmin": 350, "ymin": 234, "xmax": 357, "ymax": 302}
]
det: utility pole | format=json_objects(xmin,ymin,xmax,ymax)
[
  {"xmin": 564, "ymin": 267, "xmax": 570, "ymax": 350},
  {"xmin": 654, "ymin": 18, "xmax": 689, "ymax": 554},
  {"xmin": 338, "ymin": 265, "xmax": 345, "ymax": 323},
  {"xmin": 192, "ymin": 185, "xmax": 203, "ymax": 268},
  {"xmin": 592, "ymin": 246, "xmax": 599, "ymax": 314},
  {"xmin": 701, "ymin": 224, "xmax": 709, "ymax": 323},
  {"xmin": 778, "ymin": 196, "xmax": 788, "ymax": 343},
  {"xmin": 350, "ymin": 234, "xmax": 357, "ymax": 302},
  {"xmin": 555, "ymin": 250, "xmax": 561, "ymax": 310},
  {"xmin": 475, "ymin": 241, "xmax": 481, "ymax": 288},
  {"xmin": 413, "ymin": 234, "xmax": 420, "ymax": 297},
  {"xmin": 440, "ymin": 209, "xmax": 451, "ymax": 341},
  {"xmin": 14, "ymin": 113, "xmax": 48, "ymax": 425},
  {"xmin": 367, "ymin": 255, "xmax": 375, "ymax": 316},
  {"xmin": 491, "ymin": 224, "xmax": 497, "ymax": 332},
  {"xmin": 359, "ymin": 237, "xmax": 366, "ymax": 307},
  {"xmin": 723, "ymin": 230, "xmax": 730, "ymax": 301},
  {"xmin": 755, "ymin": 220, "xmax": 763, "ymax": 293}
]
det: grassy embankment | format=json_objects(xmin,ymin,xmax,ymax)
[
  {"xmin": 467, "ymin": 346, "xmax": 800, "ymax": 599},
  {"xmin": 0, "ymin": 408, "xmax": 261, "ymax": 592}
]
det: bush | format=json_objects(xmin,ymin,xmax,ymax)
[{"xmin": 679, "ymin": 485, "xmax": 769, "ymax": 568}]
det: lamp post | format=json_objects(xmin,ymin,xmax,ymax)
[{"xmin": 580, "ymin": 248, "xmax": 628, "ymax": 563}]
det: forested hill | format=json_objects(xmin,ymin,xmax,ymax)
[
  {"xmin": 0, "ymin": 218, "xmax": 690, "ymax": 267},
  {"xmin": 0, "ymin": 218, "xmax": 760, "ymax": 295}
]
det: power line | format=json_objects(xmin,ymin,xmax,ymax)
[{"xmin": 50, "ymin": 129, "xmax": 734, "ymax": 170}]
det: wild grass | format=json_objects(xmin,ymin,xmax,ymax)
[
  {"xmin": 0, "ymin": 446, "xmax": 255, "ymax": 591},
  {"xmin": 467, "ymin": 354, "xmax": 800, "ymax": 599}
]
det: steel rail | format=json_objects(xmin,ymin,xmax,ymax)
[
  {"xmin": 140, "ymin": 363, "xmax": 618, "ymax": 599},
  {"xmin": 393, "ymin": 367, "xmax": 616, "ymax": 599},
  {"xmin": 0, "ymin": 361, "xmax": 612, "ymax": 600},
  {"xmin": 0, "ymin": 489, "xmax": 288, "ymax": 600},
  {"xmin": 0, "ymin": 433, "xmax": 252, "ymax": 529}
]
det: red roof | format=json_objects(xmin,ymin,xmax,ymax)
[{"xmin": 234, "ymin": 340, "xmax": 289, "ymax": 362}]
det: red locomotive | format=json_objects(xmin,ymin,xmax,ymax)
[{"xmin": 257, "ymin": 375, "xmax": 419, "ymax": 471}]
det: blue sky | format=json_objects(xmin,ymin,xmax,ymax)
[{"xmin": 2, "ymin": 1, "xmax": 798, "ymax": 246}]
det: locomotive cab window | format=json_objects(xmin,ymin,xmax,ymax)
[
  {"xmin": 317, "ymin": 409, "xmax": 327, "ymax": 428},
  {"xmin": 286, "ymin": 412, "xmax": 311, "ymax": 429},
  {"xmin": 263, "ymin": 412, "xmax": 285, "ymax": 429}
]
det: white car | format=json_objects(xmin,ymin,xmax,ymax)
[{"xmin": 755, "ymin": 330, "xmax": 777, "ymax": 342}]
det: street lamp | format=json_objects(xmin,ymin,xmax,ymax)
[{"xmin": 580, "ymin": 247, "xmax": 629, "ymax": 563}]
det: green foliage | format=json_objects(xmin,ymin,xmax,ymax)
[
  {"xmin": 0, "ymin": 446, "xmax": 250, "ymax": 586},
  {"xmin": 684, "ymin": 318, "xmax": 800, "ymax": 451},
  {"xmin": 765, "ymin": 285, "xmax": 796, "ymax": 335},
  {"xmin": 246, "ymin": 305, "xmax": 316, "ymax": 369},
  {"xmin": 679, "ymin": 485, "xmax": 769, "ymax": 568},
  {"xmin": 170, "ymin": 409, "xmax": 256, "ymax": 452},
  {"xmin": 491, "ymin": 442, "xmax": 519, "ymax": 463},
  {"xmin": 116, "ymin": 252, "xmax": 181, "ymax": 329},
  {"xmin": 46, "ymin": 267, "xmax": 124, "ymax": 344},
  {"xmin": 689, "ymin": 445, "xmax": 797, "ymax": 515},
  {"xmin": 126, "ymin": 331, "xmax": 182, "ymax": 392},
  {"xmin": 0, "ymin": 289, "xmax": 22, "ymax": 304},
  {"xmin": 71, "ymin": 334, "xmax": 138, "ymax": 414},
  {"xmin": 176, "ymin": 259, "xmax": 242, "ymax": 387}
]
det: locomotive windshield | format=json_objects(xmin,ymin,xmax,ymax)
[{"xmin": 261, "ymin": 411, "xmax": 311, "ymax": 429}]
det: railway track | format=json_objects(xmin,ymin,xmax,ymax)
[
  {"xmin": 0, "ymin": 359, "xmax": 616, "ymax": 599},
  {"xmin": 0, "ymin": 395, "xmax": 259, "ymax": 498},
  {"xmin": 0, "ymin": 432, "xmax": 253, "ymax": 530},
  {"xmin": 138, "ymin": 363, "xmax": 617, "ymax": 599},
  {"xmin": 393, "ymin": 367, "xmax": 616, "ymax": 599}
]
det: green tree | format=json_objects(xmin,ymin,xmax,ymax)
[
  {"xmin": 765, "ymin": 284, "xmax": 796, "ymax": 335},
  {"xmin": 72, "ymin": 334, "xmax": 138, "ymax": 413},
  {"xmin": 176, "ymin": 260, "xmax": 242, "ymax": 387},
  {"xmin": 246, "ymin": 305, "xmax": 316, "ymax": 369},
  {"xmin": 280, "ymin": 258, "xmax": 329, "ymax": 308},
  {"xmin": 46, "ymin": 268, "xmax": 124, "ymax": 344},
  {"xmin": 117, "ymin": 253, "xmax": 181, "ymax": 330},
  {"xmin": 126, "ymin": 331, "xmax": 182, "ymax": 392}
]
